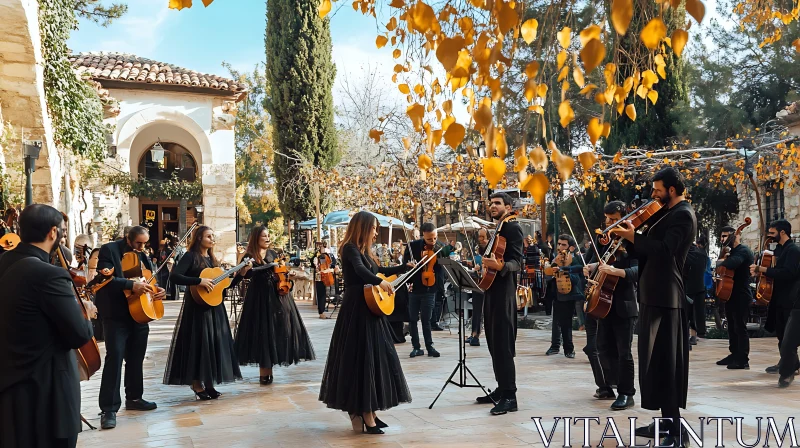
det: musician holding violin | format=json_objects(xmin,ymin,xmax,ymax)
[
  {"xmin": 313, "ymin": 241, "xmax": 336, "ymax": 319},
  {"xmin": 748, "ymin": 219, "xmax": 800, "ymax": 385},
  {"xmin": 95, "ymin": 226, "xmax": 166, "ymax": 429},
  {"xmin": 612, "ymin": 167, "xmax": 696, "ymax": 447},
  {"xmin": 233, "ymin": 225, "xmax": 315, "ymax": 386},
  {"xmin": 402, "ymin": 222, "xmax": 443, "ymax": 358},
  {"xmin": 474, "ymin": 192, "xmax": 524, "ymax": 416},
  {"xmin": 0, "ymin": 204, "xmax": 95, "ymax": 448},
  {"xmin": 544, "ymin": 235, "xmax": 584, "ymax": 359},
  {"xmin": 713, "ymin": 225, "xmax": 754, "ymax": 370},
  {"xmin": 581, "ymin": 201, "xmax": 638, "ymax": 411}
]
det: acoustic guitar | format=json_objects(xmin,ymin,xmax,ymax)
[
  {"xmin": 121, "ymin": 251, "xmax": 164, "ymax": 324},
  {"xmin": 0, "ymin": 232, "xmax": 20, "ymax": 250},
  {"xmin": 191, "ymin": 258, "xmax": 252, "ymax": 307},
  {"xmin": 478, "ymin": 213, "xmax": 517, "ymax": 291},
  {"xmin": 364, "ymin": 247, "xmax": 442, "ymax": 316}
]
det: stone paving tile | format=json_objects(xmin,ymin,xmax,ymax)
[{"xmin": 77, "ymin": 300, "xmax": 800, "ymax": 447}]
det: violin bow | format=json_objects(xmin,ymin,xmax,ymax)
[
  {"xmin": 570, "ymin": 194, "xmax": 603, "ymax": 263},
  {"xmin": 562, "ymin": 214, "xmax": 587, "ymax": 266},
  {"xmin": 458, "ymin": 213, "xmax": 479, "ymax": 267},
  {"xmin": 148, "ymin": 222, "xmax": 198, "ymax": 282}
]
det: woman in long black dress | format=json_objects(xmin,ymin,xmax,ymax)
[
  {"xmin": 164, "ymin": 225, "xmax": 244, "ymax": 400},
  {"xmin": 233, "ymin": 226, "xmax": 315, "ymax": 385},
  {"xmin": 319, "ymin": 211, "xmax": 411, "ymax": 435}
]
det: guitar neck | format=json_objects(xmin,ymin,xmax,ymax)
[{"xmin": 213, "ymin": 260, "xmax": 248, "ymax": 284}]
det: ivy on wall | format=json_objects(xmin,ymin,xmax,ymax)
[
  {"xmin": 105, "ymin": 172, "xmax": 203, "ymax": 202},
  {"xmin": 39, "ymin": 0, "xmax": 108, "ymax": 161}
]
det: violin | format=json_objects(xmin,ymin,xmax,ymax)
[
  {"xmin": 597, "ymin": 200, "xmax": 663, "ymax": 242},
  {"xmin": 754, "ymin": 236, "xmax": 775, "ymax": 306},
  {"xmin": 273, "ymin": 254, "xmax": 294, "ymax": 295},
  {"xmin": 421, "ymin": 243, "xmax": 437, "ymax": 287},
  {"xmin": 715, "ymin": 217, "xmax": 751, "ymax": 302},
  {"xmin": 318, "ymin": 252, "xmax": 335, "ymax": 287},
  {"xmin": 551, "ymin": 249, "xmax": 574, "ymax": 294}
]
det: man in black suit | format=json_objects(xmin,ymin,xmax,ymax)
[
  {"xmin": 96, "ymin": 226, "xmax": 165, "ymax": 429},
  {"xmin": 714, "ymin": 226, "xmax": 754, "ymax": 370},
  {"xmin": 0, "ymin": 204, "xmax": 95, "ymax": 448},
  {"xmin": 582, "ymin": 201, "xmax": 639, "ymax": 411},
  {"xmin": 403, "ymin": 222, "xmax": 442, "ymax": 358},
  {"xmin": 615, "ymin": 167, "xmax": 696, "ymax": 447},
  {"xmin": 474, "ymin": 192, "xmax": 524, "ymax": 415}
]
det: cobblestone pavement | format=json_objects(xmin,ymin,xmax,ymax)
[{"xmin": 77, "ymin": 299, "xmax": 800, "ymax": 447}]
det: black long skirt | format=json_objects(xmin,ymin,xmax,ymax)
[
  {"xmin": 319, "ymin": 288, "xmax": 411, "ymax": 414},
  {"xmin": 163, "ymin": 292, "xmax": 242, "ymax": 386},
  {"xmin": 235, "ymin": 276, "xmax": 315, "ymax": 367},
  {"xmin": 638, "ymin": 304, "xmax": 689, "ymax": 410}
]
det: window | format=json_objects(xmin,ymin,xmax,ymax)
[
  {"xmin": 765, "ymin": 180, "xmax": 785, "ymax": 223},
  {"xmin": 138, "ymin": 142, "xmax": 197, "ymax": 182}
]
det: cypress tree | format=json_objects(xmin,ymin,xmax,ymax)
[{"xmin": 265, "ymin": 0, "xmax": 339, "ymax": 221}]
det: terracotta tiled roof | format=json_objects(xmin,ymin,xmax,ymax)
[{"xmin": 69, "ymin": 52, "xmax": 244, "ymax": 94}]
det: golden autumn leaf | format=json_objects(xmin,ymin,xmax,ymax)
[
  {"xmin": 436, "ymin": 36, "xmax": 465, "ymax": 71},
  {"xmin": 168, "ymin": 0, "xmax": 191, "ymax": 10},
  {"xmin": 604, "ymin": 84, "xmax": 617, "ymax": 105},
  {"xmin": 521, "ymin": 19, "xmax": 539, "ymax": 44},
  {"xmin": 587, "ymin": 118, "xmax": 603, "ymax": 146},
  {"xmin": 398, "ymin": 84, "xmax": 410, "ymax": 94},
  {"xmin": 558, "ymin": 27, "xmax": 572, "ymax": 49},
  {"xmin": 537, "ymin": 84, "xmax": 548, "ymax": 98},
  {"xmin": 525, "ymin": 61, "xmax": 540, "ymax": 79},
  {"xmin": 579, "ymin": 24, "xmax": 602, "ymax": 47},
  {"xmin": 495, "ymin": 127, "xmax": 508, "ymax": 159},
  {"xmin": 442, "ymin": 115, "xmax": 455, "ymax": 131},
  {"xmin": 558, "ymin": 100, "xmax": 575, "ymax": 127},
  {"xmin": 657, "ymin": 64, "xmax": 667, "ymax": 79},
  {"xmin": 604, "ymin": 63, "xmax": 617, "ymax": 85},
  {"xmin": 482, "ymin": 157, "xmax": 507, "ymax": 188},
  {"xmin": 524, "ymin": 79, "xmax": 537, "ymax": 102},
  {"xmin": 444, "ymin": 123, "xmax": 466, "ymax": 149},
  {"xmin": 611, "ymin": 0, "xmax": 633, "ymax": 35},
  {"xmin": 393, "ymin": 48, "xmax": 402, "ymax": 58},
  {"xmin": 551, "ymin": 148, "xmax": 575, "ymax": 182},
  {"xmin": 573, "ymin": 67, "xmax": 586, "ymax": 88},
  {"xmin": 407, "ymin": 2, "xmax": 437, "ymax": 33},
  {"xmin": 579, "ymin": 84, "xmax": 598, "ymax": 95},
  {"xmin": 318, "ymin": 0, "xmax": 331, "ymax": 18},
  {"xmin": 686, "ymin": 0, "xmax": 705, "ymax": 24},
  {"xmin": 793, "ymin": 39, "xmax": 800, "ymax": 53},
  {"xmin": 625, "ymin": 104, "xmax": 637, "ymax": 121},
  {"xmin": 520, "ymin": 172, "xmax": 550, "ymax": 205},
  {"xmin": 389, "ymin": 0, "xmax": 405, "ymax": 7},
  {"xmin": 418, "ymin": 154, "xmax": 433, "ymax": 170},
  {"xmin": 514, "ymin": 155, "xmax": 529, "ymax": 172},
  {"xmin": 647, "ymin": 89, "xmax": 658, "ymax": 105},
  {"xmin": 602, "ymin": 122, "xmax": 611, "ymax": 137},
  {"xmin": 442, "ymin": 99, "xmax": 453, "ymax": 115},
  {"xmin": 594, "ymin": 92, "xmax": 606, "ymax": 104},
  {"xmin": 407, "ymin": 103, "xmax": 425, "ymax": 131},
  {"xmin": 578, "ymin": 151, "xmax": 598, "ymax": 172},
  {"xmin": 369, "ymin": 128, "xmax": 384, "ymax": 143},
  {"xmin": 557, "ymin": 50, "xmax": 568, "ymax": 70},
  {"xmin": 473, "ymin": 99, "xmax": 493, "ymax": 132},
  {"xmin": 529, "ymin": 146, "xmax": 548, "ymax": 171},
  {"xmin": 558, "ymin": 66, "xmax": 569, "ymax": 82},
  {"xmin": 402, "ymin": 137, "xmax": 412, "ymax": 151},
  {"xmin": 641, "ymin": 70, "xmax": 659, "ymax": 89},
  {"xmin": 640, "ymin": 18, "xmax": 666, "ymax": 50},
  {"xmin": 671, "ymin": 29, "xmax": 688, "ymax": 57},
  {"xmin": 376, "ymin": 35, "xmax": 388, "ymax": 48},
  {"xmin": 622, "ymin": 76, "xmax": 634, "ymax": 94},
  {"xmin": 580, "ymin": 38, "xmax": 606, "ymax": 73}
]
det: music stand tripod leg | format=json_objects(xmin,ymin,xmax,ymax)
[{"xmin": 81, "ymin": 414, "xmax": 96, "ymax": 430}]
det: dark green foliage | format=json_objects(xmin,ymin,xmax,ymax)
[
  {"xmin": 105, "ymin": 172, "xmax": 203, "ymax": 201},
  {"xmin": 73, "ymin": 0, "xmax": 127, "ymax": 27},
  {"xmin": 265, "ymin": 0, "xmax": 339, "ymax": 221}
]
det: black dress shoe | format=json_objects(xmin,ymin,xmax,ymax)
[
  {"xmin": 476, "ymin": 388, "xmax": 502, "ymax": 404},
  {"xmin": 689, "ymin": 335, "xmax": 697, "ymax": 345},
  {"xmin": 431, "ymin": 324, "xmax": 444, "ymax": 331},
  {"xmin": 610, "ymin": 395, "xmax": 634, "ymax": 410},
  {"xmin": 490, "ymin": 398, "xmax": 518, "ymax": 415},
  {"xmin": 470, "ymin": 337, "xmax": 480, "ymax": 346},
  {"xmin": 100, "ymin": 411, "xmax": 116, "ymax": 430},
  {"xmin": 594, "ymin": 388, "xmax": 616, "ymax": 400},
  {"xmin": 660, "ymin": 431, "xmax": 691, "ymax": 447},
  {"xmin": 635, "ymin": 423, "xmax": 656, "ymax": 439},
  {"xmin": 766, "ymin": 364, "xmax": 780, "ymax": 374},
  {"xmin": 260, "ymin": 375, "xmax": 273, "ymax": 385},
  {"xmin": 426, "ymin": 346, "xmax": 441, "ymax": 357},
  {"xmin": 779, "ymin": 374, "xmax": 795, "ymax": 388},
  {"xmin": 125, "ymin": 398, "xmax": 157, "ymax": 411},
  {"xmin": 727, "ymin": 362, "xmax": 750, "ymax": 370},
  {"xmin": 410, "ymin": 348, "xmax": 424, "ymax": 358},
  {"xmin": 565, "ymin": 351, "xmax": 576, "ymax": 359},
  {"xmin": 716, "ymin": 355, "xmax": 734, "ymax": 366},
  {"xmin": 545, "ymin": 347, "xmax": 560, "ymax": 355}
]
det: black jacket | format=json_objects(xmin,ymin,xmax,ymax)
[
  {"xmin": 717, "ymin": 243, "xmax": 755, "ymax": 304},
  {"xmin": 634, "ymin": 200, "xmax": 697, "ymax": 309},
  {"xmin": 95, "ymin": 239, "xmax": 155, "ymax": 320},
  {"xmin": 403, "ymin": 239, "xmax": 442, "ymax": 294},
  {"xmin": 586, "ymin": 237, "xmax": 639, "ymax": 318},
  {"xmin": 683, "ymin": 244, "xmax": 708, "ymax": 295},
  {"xmin": 765, "ymin": 240, "xmax": 800, "ymax": 309},
  {"xmin": 0, "ymin": 243, "xmax": 94, "ymax": 447}
]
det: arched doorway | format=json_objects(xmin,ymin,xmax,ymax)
[{"xmin": 137, "ymin": 141, "xmax": 200, "ymax": 245}]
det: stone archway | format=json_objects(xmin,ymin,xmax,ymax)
[{"xmin": 116, "ymin": 106, "xmax": 212, "ymax": 165}]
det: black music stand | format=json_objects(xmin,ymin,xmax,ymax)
[{"xmin": 429, "ymin": 258, "xmax": 492, "ymax": 409}]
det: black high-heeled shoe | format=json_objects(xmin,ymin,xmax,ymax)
[
  {"xmin": 191, "ymin": 388, "xmax": 212, "ymax": 401},
  {"xmin": 349, "ymin": 414, "xmax": 384, "ymax": 434},
  {"xmin": 259, "ymin": 375, "xmax": 273, "ymax": 385},
  {"xmin": 374, "ymin": 417, "xmax": 388, "ymax": 428},
  {"xmin": 205, "ymin": 387, "xmax": 221, "ymax": 399}
]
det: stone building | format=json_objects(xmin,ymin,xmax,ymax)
[{"xmin": 735, "ymin": 102, "xmax": 800, "ymax": 249}]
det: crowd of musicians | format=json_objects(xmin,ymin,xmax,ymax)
[{"xmin": 3, "ymin": 166, "xmax": 800, "ymax": 447}]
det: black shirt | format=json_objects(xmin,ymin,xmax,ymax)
[
  {"xmin": 765, "ymin": 240, "xmax": 800, "ymax": 309},
  {"xmin": 718, "ymin": 244, "xmax": 755, "ymax": 304},
  {"xmin": 403, "ymin": 239, "xmax": 441, "ymax": 294},
  {"xmin": 683, "ymin": 244, "xmax": 709, "ymax": 295}
]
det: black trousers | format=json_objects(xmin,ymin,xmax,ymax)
[
  {"xmin": 431, "ymin": 286, "xmax": 445, "ymax": 326},
  {"xmin": 99, "ymin": 317, "xmax": 149, "ymax": 412},
  {"xmin": 484, "ymin": 289, "xmax": 517, "ymax": 394},
  {"xmin": 689, "ymin": 291, "xmax": 707, "ymax": 336},
  {"xmin": 408, "ymin": 292, "xmax": 435, "ymax": 350},
  {"xmin": 778, "ymin": 309, "xmax": 800, "ymax": 377},
  {"xmin": 551, "ymin": 300, "xmax": 575, "ymax": 353},
  {"xmin": 583, "ymin": 314, "xmax": 606, "ymax": 389},
  {"xmin": 54, "ymin": 434, "xmax": 78, "ymax": 448},
  {"xmin": 315, "ymin": 281, "xmax": 327, "ymax": 314},
  {"xmin": 776, "ymin": 307, "xmax": 791, "ymax": 351},
  {"xmin": 471, "ymin": 291, "xmax": 484, "ymax": 336},
  {"xmin": 598, "ymin": 313, "xmax": 636, "ymax": 396},
  {"xmin": 725, "ymin": 298, "xmax": 750, "ymax": 363}
]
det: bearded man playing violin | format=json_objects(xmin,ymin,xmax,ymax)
[
  {"xmin": 95, "ymin": 226, "xmax": 166, "ymax": 429},
  {"xmin": 582, "ymin": 201, "xmax": 638, "ymax": 411}
]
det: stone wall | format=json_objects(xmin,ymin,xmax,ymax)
[{"xmin": 203, "ymin": 163, "xmax": 237, "ymax": 264}]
